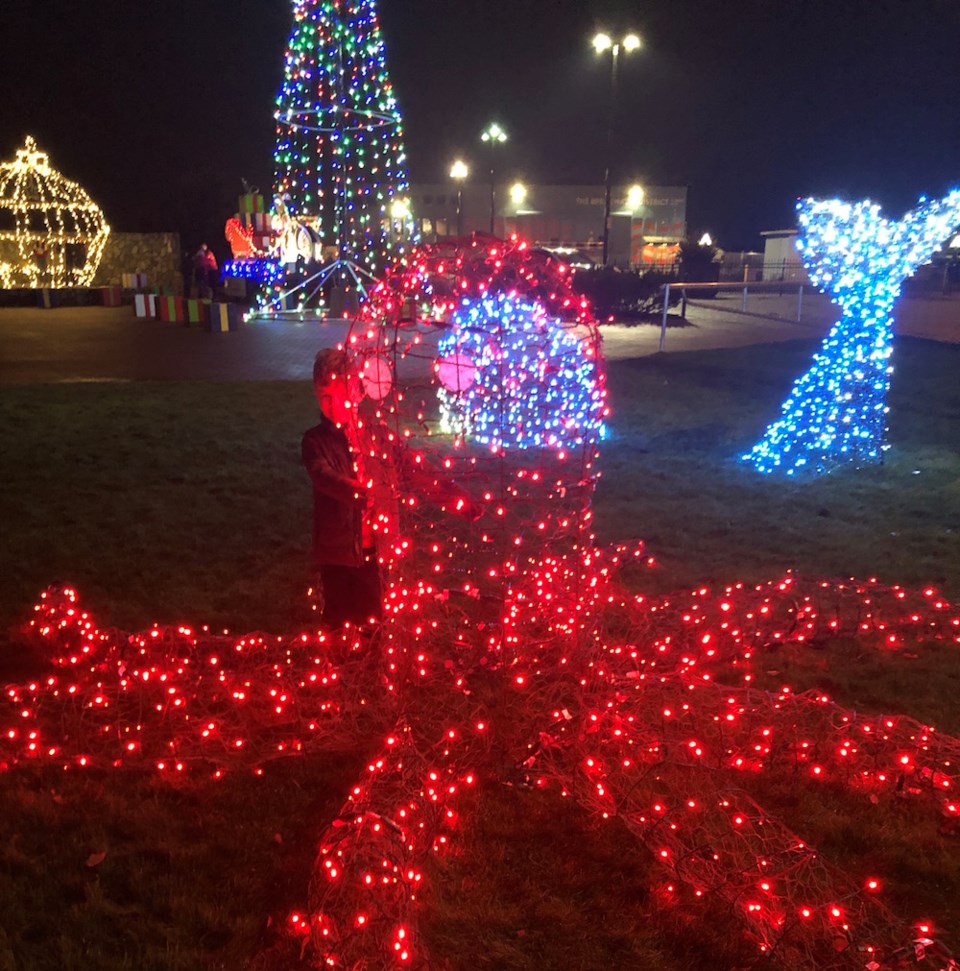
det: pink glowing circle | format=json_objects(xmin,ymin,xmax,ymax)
[
  {"xmin": 360, "ymin": 354, "xmax": 394, "ymax": 401},
  {"xmin": 436, "ymin": 352, "xmax": 477, "ymax": 394}
]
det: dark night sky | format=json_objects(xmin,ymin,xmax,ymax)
[{"xmin": 2, "ymin": 0, "xmax": 958, "ymax": 253}]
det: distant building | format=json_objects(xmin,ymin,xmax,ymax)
[
  {"xmin": 407, "ymin": 182, "xmax": 687, "ymax": 269},
  {"xmin": 719, "ymin": 249, "xmax": 765, "ymax": 282},
  {"xmin": 760, "ymin": 230, "xmax": 809, "ymax": 283}
]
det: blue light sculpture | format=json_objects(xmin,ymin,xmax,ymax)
[
  {"xmin": 437, "ymin": 293, "xmax": 606, "ymax": 453},
  {"xmin": 744, "ymin": 191, "xmax": 960, "ymax": 475}
]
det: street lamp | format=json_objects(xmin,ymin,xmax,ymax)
[
  {"xmin": 627, "ymin": 184, "xmax": 645, "ymax": 211},
  {"xmin": 480, "ymin": 122, "xmax": 508, "ymax": 234},
  {"xmin": 390, "ymin": 197, "xmax": 411, "ymax": 239},
  {"xmin": 450, "ymin": 159, "xmax": 469, "ymax": 237},
  {"xmin": 593, "ymin": 31, "xmax": 641, "ymax": 266}
]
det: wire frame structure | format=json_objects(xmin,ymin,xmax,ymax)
[
  {"xmin": 9, "ymin": 577, "xmax": 960, "ymax": 968},
  {"xmin": 0, "ymin": 136, "xmax": 110, "ymax": 289},
  {"xmin": 340, "ymin": 236, "xmax": 607, "ymax": 657}
]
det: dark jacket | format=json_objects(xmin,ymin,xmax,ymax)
[{"xmin": 302, "ymin": 418, "xmax": 366, "ymax": 568}]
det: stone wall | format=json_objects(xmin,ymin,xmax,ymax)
[{"xmin": 93, "ymin": 232, "xmax": 183, "ymax": 291}]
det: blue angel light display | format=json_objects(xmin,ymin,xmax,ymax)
[{"xmin": 744, "ymin": 190, "xmax": 960, "ymax": 475}]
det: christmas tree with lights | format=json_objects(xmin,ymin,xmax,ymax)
[{"xmin": 266, "ymin": 0, "xmax": 411, "ymax": 314}]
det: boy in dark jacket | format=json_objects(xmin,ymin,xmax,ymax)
[
  {"xmin": 302, "ymin": 348, "xmax": 380, "ymax": 627},
  {"xmin": 303, "ymin": 347, "xmax": 482, "ymax": 628}
]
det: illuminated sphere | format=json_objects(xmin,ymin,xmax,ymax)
[
  {"xmin": 0, "ymin": 136, "xmax": 111, "ymax": 289},
  {"xmin": 437, "ymin": 293, "xmax": 606, "ymax": 452},
  {"xmin": 347, "ymin": 235, "xmax": 600, "ymax": 431}
]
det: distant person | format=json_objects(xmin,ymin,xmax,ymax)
[
  {"xmin": 193, "ymin": 243, "xmax": 218, "ymax": 299},
  {"xmin": 33, "ymin": 242, "xmax": 49, "ymax": 276},
  {"xmin": 181, "ymin": 249, "xmax": 194, "ymax": 297}
]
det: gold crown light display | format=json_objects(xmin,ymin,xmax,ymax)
[{"xmin": 0, "ymin": 136, "xmax": 110, "ymax": 289}]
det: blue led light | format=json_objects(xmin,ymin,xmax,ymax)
[
  {"xmin": 222, "ymin": 258, "xmax": 283, "ymax": 284},
  {"xmin": 744, "ymin": 191, "xmax": 960, "ymax": 475},
  {"xmin": 437, "ymin": 293, "xmax": 606, "ymax": 452}
]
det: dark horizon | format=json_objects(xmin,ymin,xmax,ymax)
[{"xmin": 2, "ymin": 0, "xmax": 958, "ymax": 257}]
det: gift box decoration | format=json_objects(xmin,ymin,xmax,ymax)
[
  {"xmin": 36, "ymin": 288, "xmax": 60, "ymax": 309},
  {"xmin": 185, "ymin": 298, "xmax": 211, "ymax": 325},
  {"xmin": 121, "ymin": 272, "xmax": 149, "ymax": 290},
  {"xmin": 239, "ymin": 212, "xmax": 270, "ymax": 233},
  {"xmin": 239, "ymin": 192, "xmax": 265, "ymax": 214},
  {"xmin": 158, "ymin": 296, "xmax": 185, "ymax": 323},
  {"xmin": 134, "ymin": 293, "xmax": 158, "ymax": 318},
  {"xmin": 206, "ymin": 302, "xmax": 242, "ymax": 333},
  {"xmin": 223, "ymin": 276, "xmax": 249, "ymax": 299},
  {"xmin": 100, "ymin": 286, "xmax": 122, "ymax": 307}
]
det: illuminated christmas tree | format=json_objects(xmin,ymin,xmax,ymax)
[
  {"xmin": 744, "ymin": 190, "xmax": 960, "ymax": 475},
  {"xmin": 265, "ymin": 0, "xmax": 411, "ymax": 314}
]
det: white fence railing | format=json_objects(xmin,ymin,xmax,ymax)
[{"xmin": 659, "ymin": 280, "xmax": 807, "ymax": 352}]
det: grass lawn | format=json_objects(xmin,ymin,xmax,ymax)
[{"xmin": 1, "ymin": 335, "xmax": 959, "ymax": 969}]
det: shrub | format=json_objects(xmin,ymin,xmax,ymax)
[{"xmin": 571, "ymin": 267, "xmax": 679, "ymax": 322}]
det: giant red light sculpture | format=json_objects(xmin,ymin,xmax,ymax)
[{"xmin": 3, "ymin": 238, "xmax": 960, "ymax": 968}]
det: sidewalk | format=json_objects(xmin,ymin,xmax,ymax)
[
  {"xmin": 0, "ymin": 307, "xmax": 352, "ymax": 384},
  {"xmin": 1, "ymin": 291, "xmax": 958, "ymax": 384},
  {"xmin": 603, "ymin": 290, "xmax": 960, "ymax": 359}
]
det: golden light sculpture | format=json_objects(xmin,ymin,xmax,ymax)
[{"xmin": 0, "ymin": 136, "xmax": 110, "ymax": 288}]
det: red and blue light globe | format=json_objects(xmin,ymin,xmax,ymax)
[
  {"xmin": 346, "ymin": 235, "xmax": 607, "ymax": 461},
  {"xmin": 435, "ymin": 292, "xmax": 606, "ymax": 454},
  {"xmin": 344, "ymin": 236, "xmax": 608, "ymax": 625}
]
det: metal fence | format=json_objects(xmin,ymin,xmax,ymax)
[{"xmin": 658, "ymin": 279, "xmax": 807, "ymax": 352}]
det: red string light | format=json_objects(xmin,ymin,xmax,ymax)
[
  {"xmin": 6, "ymin": 569, "xmax": 960, "ymax": 969},
  {"xmin": 5, "ymin": 236, "xmax": 960, "ymax": 965}
]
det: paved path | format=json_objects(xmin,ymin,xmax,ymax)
[
  {"xmin": 1, "ymin": 291, "xmax": 958, "ymax": 385},
  {"xmin": 605, "ymin": 291, "xmax": 960, "ymax": 358},
  {"xmin": 0, "ymin": 307, "xmax": 352, "ymax": 384}
]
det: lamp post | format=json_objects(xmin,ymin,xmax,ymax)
[
  {"xmin": 480, "ymin": 122, "xmax": 508, "ymax": 234},
  {"xmin": 450, "ymin": 159, "xmax": 469, "ymax": 237},
  {"xmin": 593, "ymin": 32, "xmax": 641, "ymax": 266},
  {"xmin": 390, "ymin": 197, "xmax": 411, "ymax": 235}
]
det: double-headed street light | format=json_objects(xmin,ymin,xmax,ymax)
[
  {"xmin": 480, "ymin": 122, "xmax": 508, "ymax": 233},
  {"xmin": 390, "ymin": 197, "xmax": 411, "ymax": 239},
  {"xmin": 449, "ymin": 159, "xmax": 469, "ymax": 237},
  {"xmin": 593, "ymin": 31, "xmax": 641, "ymax": 266},
  {"xmin": 592, "ymin": 32, "xmax": 641, "ymax": 54}
]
